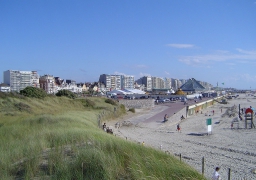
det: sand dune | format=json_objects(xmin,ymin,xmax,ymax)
[{"xmin": 108, "ymin": 94, "xmax": 256, "ymax": 179}]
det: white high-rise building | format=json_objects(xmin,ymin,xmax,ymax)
[
  {"xmin": 135, "ymin": 76, "xmax": 152, "ymax": 92},
  {"xmin": 164, "ymin": 78, "xmax": 171, "ymax": 89},
  {"xmin": 99, "ymin": 74, "xmax": 122, "ymax": 91},
  {"xmin": 121, "ymin": 75, "xmax": 134, "ymax": 89},
  {"xmin": 152, "ymin": 77, "xmax": 164, "ymax": 89},
  {"xmin": 4, "ymin": 70, "xmax": 40, "ymax": 92}
]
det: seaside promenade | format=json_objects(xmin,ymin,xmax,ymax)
[{"xmin": 136, "ymin": 97, "xmax": 215, "ymax": 127}]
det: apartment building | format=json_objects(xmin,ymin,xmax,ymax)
[
  {"xmin": 164, "ymin": 78, "xmax": 171, "ymax": 89},
  {"xmin": 121, "ymin": 75, "xmax": 134, "ymax": 89},
  {"xmin": 135, "ymin": 76, "xmax": 152, "ymax": 92},
  {"xmin": 152, "ymin": 77, "xmax": 165, "ymax": 89},
  {"xmin": 99, "ymin": 74, "xmax": 122, "ymax": 91},
  {"xmin": 170, "ymin": 78, "xmax": 183, "ymax": 90},
  {"xmin": 199, "ymin": 81, "xmax": 212, "ymax": 90},
  {"xmin": 39, "ymin": 75, "xmax": 57, "ymax": 94},
  {"xmin": 179, "ymin": 79, "xmax": 187, "ymax": 86},
  {"xmin": 4, "ymin": 70, "xmax": 40, "ymax": 92}
]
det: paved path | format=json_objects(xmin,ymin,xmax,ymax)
[
  {"xmin": 122, "ymin": 97, "xmax": 214, "ymax": 129},
  {"xmin": 108, "ymin": 97, "xmax": 215, "ymax": 130}
]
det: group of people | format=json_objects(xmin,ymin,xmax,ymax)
[{"xmin": 102, "ymin": 123, "xmax": 113, "ymax": 134}]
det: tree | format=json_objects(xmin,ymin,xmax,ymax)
[
  {"xmin": 20, "ymin": 86, "xmax": 47, "ymax": 98},
  {"xmin": 55, "ymin": 89, "xmax": 76, "ymax": 99}
]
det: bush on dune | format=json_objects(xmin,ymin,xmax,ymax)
[
  {"xmin": 105, "ymin": 98, "xmax": 117, "ymax": 105},
  {"xmin": 77, "ymin": 98, "xmax": 96, "ymax": 108},
  {"xmin": 56, "ymin": 89, "xmax": 77, "ymax": 99},
  {"xmin": 20, "ymin": 86, "xmax": 47, "ymax": 98}
]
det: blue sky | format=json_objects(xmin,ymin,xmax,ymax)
[{"xmin": 1, "ymin": 0, "xmax": 256, "ymax": 90}]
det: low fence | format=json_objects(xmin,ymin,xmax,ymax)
[
  {"xmin": 186, "ymin": 96, "xmax": 224, "ymax": 117},
  {"xmin": 118, "ymin": 99, "xmax": 155, "ymax": 109}
]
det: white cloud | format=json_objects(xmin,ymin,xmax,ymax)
[
  {"xmin": 134, "ymin": 64, "xmax": 148, "ymax": 68},
  {"xmin": 167, "ymin": 44, "xmax": 195, "ymax": 48},
  {"xmin": 223, "ymin": 73, "xmax": 256, "ymax": 84},
  {"xmin": 236, "ymin": 48, "xmax": 256, "ymax": 55},
  {"xmin": 114, "ymin": 71, "xmax": 126, "ymax": 75},
  {"xmin": 164, "ymin": 71, "xmax": 170, "ymax": 75},
  {"xmin": 241, "ymin": 73, "xmax": 256, "ymax": 82},
  {"xmin": 179, "ymin": 49, "xmax": 256, "ymax": 65},
  {"xmin": 139, "ymin": 72, "xmax": 151, "ymax": 77},
  {"xmin": 124, "ymin": 64, "xmax": 148, "ymax": 71},
  {"xmin": 226, "ymin": 63, "xmax": 236, "ymax": 66}
]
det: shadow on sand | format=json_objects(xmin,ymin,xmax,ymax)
[{"xmin": 187, "ymin": 132, "xmax": 209, "ymax": 136}]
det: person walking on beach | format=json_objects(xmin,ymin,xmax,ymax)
[
  {"xmin": 163, "ymin": 114, "xmax": 168, "ymax": 122},
  {"xmin": 177, "ymin": 123, "xmax": 181, "ymax": 132},
  {"xmin": 212, "ymin": 167, "xmax": 221, "ymax": 180}
]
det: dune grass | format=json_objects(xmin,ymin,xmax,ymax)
[{"xmin": 0, "ymin": 93, "xmax": 206, "ymax": 180}]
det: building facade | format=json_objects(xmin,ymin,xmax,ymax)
[
  {"xmin": 99, "ymin": 74, "xmax": 122, "ymax": 91},
  {"xmin": 0, "ymin": 83, "xmax": 10, "ymax": 92},
  {"xmin": 141, "ymin": 76, "xmax": 152, "ymax": 92},
  {"xmin": 121, "ymin": 75, "xmax": 135, "ymax": 89},
  {"xmin": 164, "ymin": 78, "xmax": 171, "ymax": 89},
  {"xmin": 4, "ymin": 70, "xmax": 40, "ymax": 92},
  {"xmin": 39, "ymin": 75, "xmax": 57, "ymax": 94},
  {"xmin": 152, "ymin": 77, "xmax": 165, "ymax": 89}
]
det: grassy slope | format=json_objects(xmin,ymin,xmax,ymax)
[{"xmin": 0, "ymin": 94, "xmax": 206, "ymax": 180}]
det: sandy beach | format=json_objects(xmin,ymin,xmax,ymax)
[{"xmin": 108, "ymin": 94, "xmax": 256, "ymax": 180}]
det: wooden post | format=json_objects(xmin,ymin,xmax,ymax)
[
  {"xmin": 245, "ymin": 117, "xmax": 247, "ymax": 129},
  {"xmin": 239, "ymin": 104, "xmax": 240, "ymax": 117},
  {"xmin": 202, "ymin": 157, "xmax": 204, "ymax": 175},
  {"xmin": 82, "ymin": 162, "xmax": 83, "ymax": 178},
  {"xmin": 179, "ymin": 153, "xmax": 181, "ymax": 161},
  {"xmin": 98, "ymin": 114, "xmax": 101, "ymax": 128},
  {"xmin": 228, "ymin": 168, "xmax": 231, "ymax": 180}
]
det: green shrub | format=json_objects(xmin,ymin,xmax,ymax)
[
  {"xmin": 56, "ymin": 90, "xmax": 76, "ymax": 99},
  {"xmin": 78, "ymin": 98, "xmax": 96, "ymax": 108},
  {"xmin": 128, "ymin": 108, "xmax": 135, "ymax": 113},
  {"xmin": 0, "ymin": 91, "xmax": 9, "ymax": 98},
  {"xmin": 119, "ymin": 104, "xmax": 126, "ymax": 113},
  {"xmin": 105, "ymin": 99, "xmax": 117, "ymax": 105},
  {"xmin": 20, "ymin": 87, "xmax": 47, "ymax": 98},
  {"xmin": 14, "ymin": 102, "xmax": 31, "ymax": 113}
]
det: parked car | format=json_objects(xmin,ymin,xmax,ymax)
[
  {"xmin": 124, "ymin": 96, "xmax": 131, "ymax": 99},
  {"xmin": 164, "ymin": 99, "xmax": 171, "ymax": 103},
  {"xmin": 124, "ymin": 96, "xmax": 135, "ymax": 100},
  {"xmin": 158, "ymin": 99, "xmax": 170, "ymax": 103}
]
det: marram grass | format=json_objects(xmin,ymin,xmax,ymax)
[{"xmin": 0, "ymin": 95, "xmax": 206, "ymax": 180}]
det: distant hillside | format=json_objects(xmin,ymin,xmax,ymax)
[{"xmin": 0, "ymin": 92, "xmax": 206, "ymax": 180}]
